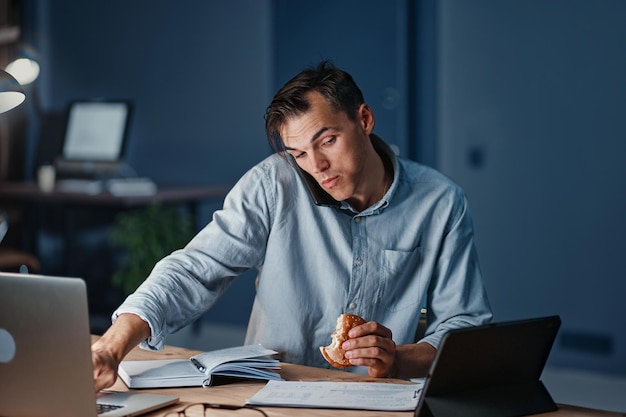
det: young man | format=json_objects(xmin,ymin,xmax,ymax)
[{"xmin": 92, "ymin": 61, "xmax": 491, "ymax": 391}]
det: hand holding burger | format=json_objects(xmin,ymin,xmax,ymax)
[
  {"xmin": 319, "ymin": 313, "xmax": 366, "ymax": 368},
  {"xmin": 320, "ymin": 313, "xmax": 397, "ymax": 377}
]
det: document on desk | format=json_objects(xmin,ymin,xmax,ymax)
[{"xmin": 246, "ymin": 380, "xmax": 423, "ymax": 411}]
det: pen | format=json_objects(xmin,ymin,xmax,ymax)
[{"xmin": 190, "ymin": 358, "xmax": 206, "ymax": 373}]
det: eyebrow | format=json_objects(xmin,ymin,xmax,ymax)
[{"xmin": 283, "ymin": 126, "xmax": 333, "ymax": 151}]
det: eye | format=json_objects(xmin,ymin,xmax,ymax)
[
  {"xmin": 323, "ymin": 136, "xmax": 336, "ymax": 146},
  {"xmin": 294, "ymin": 151, "xmax": 306, "ymax": 159}
]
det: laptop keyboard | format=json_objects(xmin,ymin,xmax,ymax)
[{"xmin": 97, "ymin": 403, "xmax": 125, "ymax": 414}]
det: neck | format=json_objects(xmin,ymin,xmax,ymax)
[
  {"xmin": 371, "ymin": 135, "xmax": 394, "ymax": 204},
  {"xmin": 349, "ymin": 149, "xmax": 391, "ymax": 212}
]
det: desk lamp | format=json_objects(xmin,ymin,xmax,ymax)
[
  {"xmin": 0, "ymin": 68, "xmax": 38, "ymax": 272},
  {"xmin": 0, "ymin": 69, "xmax": 25, "ymax": 113},
  {"xmin": 0, "ymin": 70, "xmax": 24, "ymax": 237}
]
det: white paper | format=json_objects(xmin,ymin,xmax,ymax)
[{"xmin": 246, "ymin": 380, "xmax": 423, "ymax": 411}]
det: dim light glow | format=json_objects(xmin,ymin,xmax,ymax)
[{"xmin": 5, "ymin": 58, "xmax": 40, "ymax": 86}]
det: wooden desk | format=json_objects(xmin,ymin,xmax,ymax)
[
  {"xmin": 109, "ymin": 340, "xmax": 624, "ymax": 417},
  {"xmin": 0, "ymin": 181, "xmax": 231, "ymax": 207}
]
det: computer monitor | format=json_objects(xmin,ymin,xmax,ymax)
[{"xmin": 62, "ymin": 100, "xmax": 131, "ymax": 162}]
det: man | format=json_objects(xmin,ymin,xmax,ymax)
[{"xmin": 92, "ymin": 61, "xmax": 491, "ymax": 391}]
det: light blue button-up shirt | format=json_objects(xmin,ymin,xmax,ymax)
[{"xmin": 114, "ymin": 138, "xmax": 492, "ymax": 371}]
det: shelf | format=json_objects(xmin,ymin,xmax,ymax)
[{"xmin": 0, "ymin": 25, "xmax": 19, "ymax": 45}]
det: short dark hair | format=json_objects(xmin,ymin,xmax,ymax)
[{"xmin": 264, "ymin": 61, "xmax": 365, "ymax": 153}]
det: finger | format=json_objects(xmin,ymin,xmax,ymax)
[
  {"xmin": 94, "ymin": 371, "xmax": 116, "ymax": 392},
  {"xmin": 343, "ymin": 334, "xmax": 395, "ymax": 352},
  {"xmin": 92, "ymin": 352, "xmax": 118, "ymax": 391},
  {"xmin": 345, "ymin": 346, "xmax": 396, "ymax": 377},
  {"xmin": 348, "ymin": 321, "xmax": 393, "ymax": 339},
  {"xmin": 343, "ymin": 336, "xmax": 397, "ymax": 378},
  {"xmin": 345, "ymin": 345, "xmax": 394, "ymax": 361},
  {"xmin": 344, "ymin": 345, "xmax": 395, "ymax": 371}
]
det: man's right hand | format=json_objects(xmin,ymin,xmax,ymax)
[
  {"xmin": 90, "ymin": 313, "xmax": 151, "ymax": 391},
  {"xmin": 92, "ymin": 344, "xmax": 122, "ymax": 391}
]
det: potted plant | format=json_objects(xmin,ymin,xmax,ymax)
[{"xmin": 109, "ymin": 203, "xmax": 194, "ymax": 295}]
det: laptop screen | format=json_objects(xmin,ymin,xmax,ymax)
[{"xmin": 62, "ymin": 101, "xmax": 130, "ymax": 162}]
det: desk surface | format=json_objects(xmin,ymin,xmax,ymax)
[
  {"xmin": 108, "ymin": 338, "xmax": 624, "ymax": 417},
  {"xmin": 0, "ymin": 181, "xmax": 231, "ymax": 207}
]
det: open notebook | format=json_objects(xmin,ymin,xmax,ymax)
[{"xmin": 0, "ymin": 272, "xmax": 178, "ymax": 417}]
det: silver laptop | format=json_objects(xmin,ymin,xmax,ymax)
[{"xmin": 0, "ymin": 272, "xmax": 178, "ymax": 417}]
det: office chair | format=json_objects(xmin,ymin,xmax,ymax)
[{"xmin": 0, "ymin": 210, "xmax": 40, "ymax": 273}]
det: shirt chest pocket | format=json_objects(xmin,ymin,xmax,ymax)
[{"xmin": 377, "ymin": 247, "xmax": 425, "ymax": 312}]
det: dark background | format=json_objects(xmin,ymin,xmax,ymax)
[{"xmin": 4, "ymin": 0, "xmax": 625, "ymax": 377}]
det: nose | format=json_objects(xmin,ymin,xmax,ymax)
[{"xmin": 310, "ymin": 151, "xmax": 329, "ymax": 173}]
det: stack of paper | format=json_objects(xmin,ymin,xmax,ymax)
[{"xmin": 246, "ymin": 380, "xmax": 423, "ymax": 411}]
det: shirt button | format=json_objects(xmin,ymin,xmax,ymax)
[
  {"xmin": 349, "ymin": 302, "xmax": 357, "ymax": 309},
  {"xmin": 354, "ymin": 217, "xmax": 362, "ymax": 223},
  {"xmin": 354, "ymin": 259, "xmax": 363, "ymax": 267}
]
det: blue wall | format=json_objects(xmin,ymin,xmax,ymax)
[
  {"xmin": 20, "ymin": 0, "xmax": 626, "ymax": 376},
  {"xmin": 274, "ymin": 0, "xmax": 411, "ymax": 158},
  {"xmin": 438, "ymin": 0, "xmax": 626, "ymax": 375},
  {"xmin": 23, "ymin": 0, "xmax": 275, "ymax": 328},
  {"xmin": 31, "ymin": 0, "xmax": 273, "ymax": 186}
]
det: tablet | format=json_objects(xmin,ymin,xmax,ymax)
[{"xmin": 415, "ymin": 315, "xmax": 561, "ymax": 417}]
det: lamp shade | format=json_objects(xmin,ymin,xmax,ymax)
[{"xmin": 0, "ymin": 69, "xmax": 25, "ymax": 114}]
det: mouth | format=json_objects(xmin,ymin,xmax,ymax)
[{"xmin": 320, "ymin": 176, "xmax": 339, "ymax": 189}]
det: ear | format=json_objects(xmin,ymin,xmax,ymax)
[{"xmin": 357, "ymin": 104, "xmax": 375, "ymax": 135}]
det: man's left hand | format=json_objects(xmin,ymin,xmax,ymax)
[{"xmin": 342, "ymin": 321, "xmax": 397, "ymax": 378}]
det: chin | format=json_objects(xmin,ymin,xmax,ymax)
[
  {"xmin": 323, "ymin": 183, "xmax": 352, "ymax": 202},
  {"xmin": 328, "ymin": 191, "xmax": 350, "ymax": 202}
]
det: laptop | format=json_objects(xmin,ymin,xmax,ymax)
[
  {"xmin": 415, "ymin": 315, "xmax": 561, "ymax": 417},
  {"xmin": 0, "ymin": 272, "xmax": 178, "ymax": 417},
  {"xmin": 55, "ymin": 100, "xmax": 134, "ymax": 181}
]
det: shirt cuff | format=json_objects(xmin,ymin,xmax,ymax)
[
  {"xmin": 111, "ymin": 307, "xmax": 165, "ymax": 351},
  {"xmin": 419, "ymin": 332, "xmax": 444, "ymax": 350}
]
